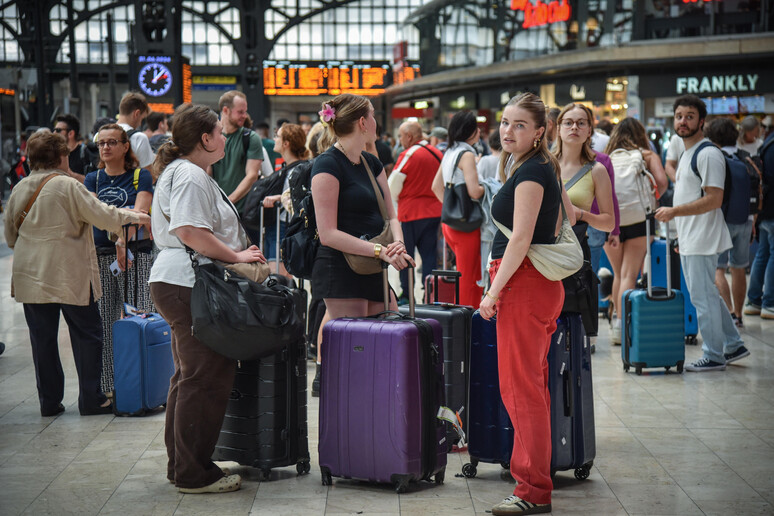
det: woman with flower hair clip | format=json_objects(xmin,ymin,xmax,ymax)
[{"xmin": 310, "ymin": 94, "xmax": 414, "ymax": 321}]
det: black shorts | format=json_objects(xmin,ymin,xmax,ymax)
[
  {"xmin": 311, "ymin": 246, "xmax": 385, "ymax": 303},
  {"xmin": 618, "ymin": 219, "xmax": 656, "ymax": 243}
]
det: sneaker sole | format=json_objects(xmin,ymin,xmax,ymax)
[
  {"xmin": 179, "ymin": 476, "xmax": 241, "ymax": 494},
  {"xmin": 743, "ymin": 307, "xmax": 761, "ymax": 315},
  {"xmin": 725, "ymin": 350, "xmax": 751, "ymax": 364},
  {"xmin": 761, "ymin": 312, "xmax": 774, "ymax": 320},
  {"xmin": 685, "ymin": 365, "xmax": 726, "ymax": 372},
  {"xmin": 492, "ymin": 504, "xmax": 552, "ymax": 516}
]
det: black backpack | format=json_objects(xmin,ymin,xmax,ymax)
[
  {"xmin": 80, "ymin": 142, "xmax": 100, "ymax": 175},
  {"xmin": 735, "ymin": 148, "xmax": 763, "ymax": 216}
]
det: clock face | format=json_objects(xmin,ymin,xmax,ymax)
[{"xmin": 138, "ymin": 63, "xmax": 173, "ymax": 97}]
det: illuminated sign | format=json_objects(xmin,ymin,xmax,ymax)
[
  {"xmin": 263, "ymin": 61, "xmax": 391, "ymax": 96},
  {"xmin": 676, "ymin": 74, "xmax": 759, "ymax": 95},
  {"xmin": 133, "ymin": 54, "xmax": 191, "ymax": 106},
  {"xmin": 393, "ymin": 63, "xmax": 421, "ymax": 87},
  {"xmin": 148, "ymin": 103, "xmax": 175, "ymax": 114},
  {"xmin": 182, "ymin": 62, "xmax": 192, "ymax": 104},
  {"xmin": 510, "ymin": 0, "xmax": 571, "ymax": 29}
]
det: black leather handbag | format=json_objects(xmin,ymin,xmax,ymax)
[
  {"xmin": 190, "ymin": 257, "xmax": 305, "ymax": 360},
  {"xmin": 440, "ymin": 151, "xmax": 484, "ymax": 233},
  {"xmin": 280, "ymin": 193, "xmax": 319, "ymax": 279}
]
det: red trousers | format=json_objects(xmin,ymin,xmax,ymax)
[
  {"xmin": 442, "ymin": 224, "xmax": 483, "ymax": 306},
  {"xmin": 490, "ymin": 258, "xmax": 564, "ymax": 505}
]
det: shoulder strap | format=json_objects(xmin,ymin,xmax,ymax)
[
  {"xmin": 361, "ymin": 153, "xmax": 388, "ymax": 220},
  {"xmin": 690, "ymin": 141, "xmax": 717, "ymax": 180},
  {"xmin": 446, "ymin": 150, "xmax": 468, "ymax": 185},
  {"xmin": 242, "ymin": 128, "xmax": 252, "ymax": 155},
  {"xmin": 492, "ymin": 181, "xmax": 570, "ymax": 240},
  {"xmin": 16, "ymin": 174, "xmax": 58, "ymax": 230},
  {"xmin": 133, "ymin": 168, "xmax": 140, "ymax": 190},
  {"xmin": 565, "ymin": 162, "xmax": 594, "ymax": 192},
  {"xmin": 420, "ymin": 143, "xmax": 442, "ymax": 163}
]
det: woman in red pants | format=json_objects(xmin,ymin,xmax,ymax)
[
  {"xmin": 432, "ymin": 111, "xmax": 484, "ymax": 306},
  {"xmin": 479, "ymin": 92, "xmax": 576, "ymax": 515}
]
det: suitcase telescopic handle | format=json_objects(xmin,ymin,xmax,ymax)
[
  {"xmin": 122, "ymin": 223, "xmax": 139, "ymax": 309},
  {"xmin": 383, "ymin": 262, "xmax": 415, "ymax": 316},
  {"xmin": 645, "ymin": 213, "xmax": 671, "ymax": 298},
  {"xmin": 431, "ymin": 269, "xmax": 461, "ymax": 304},
  {"xmin": 275, "ymin": 202, "xmax": 281, "ymax": 275}
]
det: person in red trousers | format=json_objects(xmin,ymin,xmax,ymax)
[
  {"xmin": 431, "ymin": 111, "xmax": 484, "ymax": 306},
  {"xmin": 479, "ymin": 92, "xmax": 576, "ymax": 515}
]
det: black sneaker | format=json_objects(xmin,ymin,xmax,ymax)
[
  {"xmin": 312, "ymin": 364, "xmax": 321, "ymax": 398},
  {"xmin": 685, "ymin": 357, "xmax": 726, "ymax": 372},
  {"xmin": 733, "ymin": 315, "xmax": 744, "ymax": 329},
  {"xmin": 724, "ymin": 346, "xmax": 750, "ymax": 364},
  {"xmin": 492, "ymin": 495, "xmax": 551, "ymax": 515}
]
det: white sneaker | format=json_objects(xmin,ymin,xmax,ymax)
[
  {"xmin": 611, "ymin": 317, "xmax": 622, "ymax": 345},
  {"xmin": 492, "ymin": 495, "xmax": 551, "ymax": 515},
  {"xmin": 743, "ymin": 302, "xmax": 761, "ymax": 315},
  {"xmin": 761, "ymin": 307, "xmax": 774, "ymax": 320},
  {"xmin": 178, "ymin": 474, "xmax": 241, "ymax": 494}
]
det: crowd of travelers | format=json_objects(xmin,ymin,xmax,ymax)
[{"xmin": 2, "ymin": 88, "xmax": 772, "ymax": 513}]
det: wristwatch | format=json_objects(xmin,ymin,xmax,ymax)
[{"xmin": 374, "ymin": 243, "xmax": 382, "ymax": 258}]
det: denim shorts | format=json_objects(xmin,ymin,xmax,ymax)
[{"xmin": 717, "ymin": 219, "xmax": 754, "ymax": 268}]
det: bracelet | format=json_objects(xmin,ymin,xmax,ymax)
[
  {"xmin": 485, "ymin": 291, "xmax": 499, "ymax": 302},
  {"xmin": 578, "ymin": 209, "xmax": 584, "ymax": 222},
  {"xmin": 374, "ymin": 243, "xmax": 382, "ymax": 258}
]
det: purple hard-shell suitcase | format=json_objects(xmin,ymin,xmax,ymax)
[{"xmin": 319, "ymin": 266, "xmax": 447, "ymax": 493}]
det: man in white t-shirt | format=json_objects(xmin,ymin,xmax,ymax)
[
  {"xmin": 655, "ymin": 95, "xmax": 748, "ymax": 372},
  {"xmin": 116, "ymin": 92, "xmax": 156, "ymax": 168}
]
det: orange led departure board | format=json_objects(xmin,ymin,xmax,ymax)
[{"xmin": 263, "ymin": 61, "xmax": 392, "ymax": 96}]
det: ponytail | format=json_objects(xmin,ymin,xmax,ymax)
[{"xmin": 152, "ymin": 140, "xmax": 182, "ymax": 180}]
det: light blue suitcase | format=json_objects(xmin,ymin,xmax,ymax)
[
  {"xmin": 622, "ymin": 219, "xmax": 685, "ymax": 375},
  {"xmin": 113, "ymin": 313, "xmax": 174, "ymax": 415}
]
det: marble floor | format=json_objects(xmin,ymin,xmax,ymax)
[{"xmin": 2, "ymin": 215, "xmax": 774, "ymax": 515}]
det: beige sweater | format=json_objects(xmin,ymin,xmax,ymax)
[{"xmin": 4, "ymin": 168, "xmax": 142, "ymax": 305}]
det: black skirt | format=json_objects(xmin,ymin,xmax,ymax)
[{"xmin": 311, "ymin": 245, "xmax": 385, "ymax": 303}]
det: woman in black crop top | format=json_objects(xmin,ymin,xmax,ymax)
[
  {"xmin": 480, "ymin": 93, "xmax": 576, "ymax": 516},
  {"xmin": 310, "ymin": 94, "xmax": 414, "ymax": 318}
]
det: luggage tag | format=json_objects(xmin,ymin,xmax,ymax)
[
  {"xmin": 109, "ymin": 249, "xmax": 134, "ymax": 276},
  {"xmin": 437, "ymin": 406, "xmax": 466, "ymax": 448},
  {"xmin": 122, "ymin": 303, "xmax": 148, "ymax": 319}
]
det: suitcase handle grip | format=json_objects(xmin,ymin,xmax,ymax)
[{"xmin": 431, "ymin": 269, "xmax": 461, "ymax": 304}]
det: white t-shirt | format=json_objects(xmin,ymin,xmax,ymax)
[
  {"xmin": 672, "ymin": 138, "xmax": 732, "ymax": 256},
  {"xmin": 666, "ymin": 134, "xmax": 685, "ymax": 163},
  {"xmin": 591, "ymin": 131, "xmax": 610, "ymax": 154},
  {"xmin": 149, "ymin": 159, "xmax": 247, "ymax": 288},
  {"xmin": 737, "ymin": 138, "xmax": 762, "ymax": 156},
  {"xmin": 477, "ymin": 154, "xmax": 500, "ymax": 181},
  {"xmin": 119, "ymin": 123, "xmax": 156, "ymax": 168}
]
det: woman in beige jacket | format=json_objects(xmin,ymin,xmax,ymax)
[{"xmin": 3, "ymin": 131, "xmax": 149, "ymax": 417}]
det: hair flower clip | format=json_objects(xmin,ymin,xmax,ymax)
[{"xmin": 318, "ymin": 103, "xmax": 336, "ymax": 127}]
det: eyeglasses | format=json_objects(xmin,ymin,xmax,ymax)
[
  {"xmin": 561, "ymin": 119, "xmax": 589, "ymax": 129},
  {"xmin": 52, "ymin": 127, "xmax": 67, "ymax": 133},
  {"xmin": 97, "ymin": 139, "xmax": 126, "ymax": 148}
]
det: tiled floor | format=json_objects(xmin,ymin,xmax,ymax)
[{"xmin": 2, "ymin": 212, "xmax": 774, "ymax": 515}]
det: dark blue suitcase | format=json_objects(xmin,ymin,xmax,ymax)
[
  {"xmin": 400, "ymin": 270, "xmax": 472, "ymax": 450},
  {"xmin": 650, "ymin": 238, "xmax": 698, "ymax": 345},
  {"xmin": 550, "ymin": 313, "xmax": 595, "ymax": 479},
  {"xmin": 319, "ymin": 268, "xmax": 447, "ymax": 493},
  {"xmin": 113, "ymin": 313, "xmax": 174, "ymax": 415},
  {"xmin": 462, "ymin": 312, "xmax": 513, "ymax": 478},
  {"xmin": 622, "ymin": 219, "xmax": 685, "ymax": 374},
  {"xmin": 462, "ymin": 312, "xmax": 594, "ymax": 481}
]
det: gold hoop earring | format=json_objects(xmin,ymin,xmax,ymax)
[{"xmin": 533, "ymin": 138, "xmax": 540, "ymax": 148}]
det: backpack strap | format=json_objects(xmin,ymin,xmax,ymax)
[
  {"xmin": 133, "ymin": 168, "xmax": 140, "ymax": 190},
  {"xmin": 689, "ymin": 141, "xmax": 718, "ymax": 197},
  {"xmin": 242, "ymin": 128, "xmax": 252, "ymax": 155}
]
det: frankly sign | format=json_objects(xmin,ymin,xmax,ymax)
[
  {"xmin": 676, "ymin": 74, "xmax": 760, "ymax": 95},
  {"xmin": 510, "ymin": 0, "xmax": 571, "ymax": 29}
]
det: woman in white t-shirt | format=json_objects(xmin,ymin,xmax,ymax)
[{"xmin": 149, "ymin": 104, "xmax": 266, "ymax": 495}]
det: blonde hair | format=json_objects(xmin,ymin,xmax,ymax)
[
  {"xmin": 552, "ymin": 103, "xmax": 596, "ymax": 165},
  {"xmin": 498, "ymin": 92, "xmax": 560, "ymax": 183},
  {"xmin": 321, "ymin": 94, "xmax": 371, "ymax": 140}
]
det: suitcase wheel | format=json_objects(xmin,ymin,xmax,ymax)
[
  {"xmin": 462, "ymin": 462, "xmax": 477, "ymax": 478},
  {"xmin": 623, "ymin": 364, "xmax": 630, "ymax": 372},
  {"xmin": 296, "ymin": 461, "xmax": 311, "ymax": 475},
  {"xmin": 395, "ymin": 480, "xmax": 409, "ymax": 494},
  {"xmin": 635, "ymin": 366, "xmax": 643, "ymax": 376},
  {"xmin": 685, "ymin": 335, "xmax": 698, "ymax": 345},
  {"xmin": 321, "ymin": 467, "xmax": 332, "ymax": 486},
  {"xmin": 500, "ymin": 462, "xmax": 510, "ymax": 470},
  {"xmin": 258, "ymin": 469, "xmax": 272, "ymax": 481},
  {"xmin": 677, "ymin": 360, "xmax": 684, "ymax": 373},
  {"xmin": 574, "ymin": 463, "xmax": 591, "ymax": 481},
  {"xmin": 434, "ymin": 467, "xmax": 445, "ymax": 485}
]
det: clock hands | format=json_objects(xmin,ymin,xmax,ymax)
[{"xmin": 152, "ymin": 68, "xmax": 168, "ymax": 84}]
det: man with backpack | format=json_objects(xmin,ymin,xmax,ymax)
[
  {"xmin": 54, "ymin": 114, "xmax": 99, "ymax": 183},
  {"xmin": 210, "ymin": 90, "xmax": 267, "ymax": 243},
  {"xmin": 745, "ymin": 131, "xmax": 774, "ymax": 320},
  {"xmin": 116, "ymin": 92, "xmax": 156, "ymax": 168},
  {"xmin": 655, "ymin": 95, "xmax": 748, "ymax": 372},
  {"xmin": 704, "ymin": 118, "xmax": 761, "ymax": 328}
]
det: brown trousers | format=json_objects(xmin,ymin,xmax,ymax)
[{"xmin": 150, "ymin": 282, "xmax": 236, "ymax": 489}]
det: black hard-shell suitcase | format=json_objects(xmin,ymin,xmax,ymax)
[
  {"xmin": 212, "ymin": 336, "xmax": 310, "ymax": 478},
  {"xmin": 549, "ymin": 313, "xmax": 595, "ymax": 480},
  {"xmin": 399, "ymin": 269, "xmax": 472, "ymax": 450}
]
